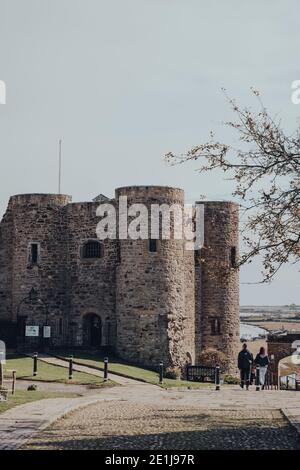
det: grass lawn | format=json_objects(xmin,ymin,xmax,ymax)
[
  {"xmin": 0, "ymin": 389, "xmax": 80, "ymax": 414},
  {"xmin": 4, "ymin": 354, "xmax": 114, "ymax": 387},
  {"xmin": 57, "ymin": 351, "xmax": 214, "ymax": 389}
]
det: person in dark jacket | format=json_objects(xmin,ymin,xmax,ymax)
[
  {"xmin": 238, "ymin": 343, "xmax": 253, "ymax": 390},
  {"xmin": 254, "ymin": 347, "xmax": 270, "ymax": 389}
]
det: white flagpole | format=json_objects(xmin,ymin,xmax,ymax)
[{"xmin": 58, "ymin": 139, "xmax": 62, "ymax": 194}]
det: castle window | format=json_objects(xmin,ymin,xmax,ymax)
[
  {"xmin": 211, "ymin": 318, "xmax": 221, "ymax": 335},
  {"xmin": 30, "ymin": 243, "xmax": 39, "ymax": 264},
  {"xmin": 149, "ymin": 239, "xmax": 157, "ymax": 253},
  {"xmin": 82, "ymin": 240, "xmax": 103, "ymax": 259},
  {"xmin": 230, "ymin": 246, "xmax": 237, "ymax": 268},
  {"xmin": 195, "ymin": 248, "xmax": 201, "ymax": 266}
]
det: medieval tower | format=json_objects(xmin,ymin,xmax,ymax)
[{"xmin": 0, "ymin": 186, "xmax": 240, "ymax": 373}]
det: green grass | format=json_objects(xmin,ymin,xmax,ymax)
[
  {"xmin": 57, "ymin": 351, "xmax": 214, "ymax": 389},
  {"xmin": 0, "ymin": 389, "xmax": 80, "ymax": 414},
  {"xmin": 4, "ymin": 354, "xmax": 114, "ymax": 387}
]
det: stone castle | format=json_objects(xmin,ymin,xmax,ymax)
[{"xmin": 0, "ymin": 186, "xmax": 240, "ymax": 373}]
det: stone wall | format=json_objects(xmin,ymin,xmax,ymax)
[
  {"xmin": 0, "ymin": 199, "xmax": 13, "ymax": 323},
  {"xmin": 63, "ymin": 201, "xmax": 117, "ymax": 348},
  {"xmin": 196, "ymin": 201, "xmax": 240, "ymax": 374},
  {"xmin": 3, "ymin": 194, "xmax": 71, "ymax": 347},
  {"xmin": 0, "ymin": 187, "xmax": 240, "ymax": 371},
  {"xmin": 115, "ymin": 186, "xmax": 195, "ymax": 368}
]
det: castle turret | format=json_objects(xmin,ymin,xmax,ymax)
[
  {"xmin": 196, "ymin": 201, "xmax": 240, "ymax": 374},
  {"xmin": 115, "ymin": 186, "xmax": 195, "ymax": 368},
  {"xmin": 4, "ymin": 194, "xmax": 71, "ymax": 346}
]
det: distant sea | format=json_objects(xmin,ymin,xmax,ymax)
[{"xmin": 240, "ymin": 323, "xmax": 268, "ymax": 340}]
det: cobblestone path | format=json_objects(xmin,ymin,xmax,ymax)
[
  {"xmin": 23, "ymin": 401, "xmax": 300, "ymax": 450},
  {"xmin": 1, "ymin": 375, "xmax": 300, "ymax": 450}
]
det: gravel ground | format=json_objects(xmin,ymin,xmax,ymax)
[{"xmin": 23, "ymin": 401, "xmax": 300, "ymax": 450}]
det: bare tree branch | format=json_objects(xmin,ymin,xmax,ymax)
[{"xmin": 165, "ymin": 89, "xmax": 300, "ymax": 282}]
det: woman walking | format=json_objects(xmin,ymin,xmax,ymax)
[{"xmin": 254, "ymin": 347, "xmax": 270, "ymax": 389}]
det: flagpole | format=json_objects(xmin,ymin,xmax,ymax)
[{"xmin": 58, "ymin": 139, "xmax": 62, "ymax": 194}]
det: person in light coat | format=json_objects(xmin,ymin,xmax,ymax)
[{"xmin": 254, "ymin": 347, "xmax": 270, "ymax": 390}]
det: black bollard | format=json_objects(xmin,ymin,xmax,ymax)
[
  {"xmin": 69, "ymin": 355, "xmax": 73, "ymax": 380},
  {"xmin": 255, "ymin": 365, "xmax": 260, "ymax": 391},
  {"xmin": 215, "ymin": 365, "xmax": 220, "ymax": 391},
  {"xmin": 33, "ymin": 352, "xmax": 38, "ymax": 377},
  {"xmin": 104, "ymin": 357, "xmax": 108, "ymax": 381},
  {"xmin": 159, "ymin": 361, "xmax": 164, "ymax": 384}
]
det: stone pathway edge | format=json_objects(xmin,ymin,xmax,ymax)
[{"xmin": 0, "ymin": 393, "xmax": 117, "ymax": 450}]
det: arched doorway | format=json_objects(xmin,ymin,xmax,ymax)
[
  {"xmin": 82, "ymin": 314, "xmax": 102, "ymax": 347},
  {"xmin": 186, "ymin": 352, "xmax": 193, "ymax": 366}
]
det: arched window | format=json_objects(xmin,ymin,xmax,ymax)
[{"xmin": 82, "ymin": 240, "xmax": 103, "ymax": 259}]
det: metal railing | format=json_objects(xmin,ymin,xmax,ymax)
[
  {"xmin": 186, "ymin": 365, "xmax": 216, "ymax": 383},
  {"xmin": 279, "ymin": 373, "xmax": 298, "ymax": 390},
  {"xmin": 264, "ymin": 369, "xmax": 278, "ymax": 390}
]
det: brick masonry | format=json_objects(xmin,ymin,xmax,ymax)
[{"xmin": 0, "ymin": 187, "xmax": 240, "ymax": 372}]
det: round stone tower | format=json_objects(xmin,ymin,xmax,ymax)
[
  {"xmin": 115, "ymin": 185, "xmax": 194, "ymax": 369},
  {"xmin": 198, "ymin": 201, "xmax": 240, "ymax": 374},
  {"xmin": 8, "ymin": 194, "xmax": 71, "ymax": 346}
]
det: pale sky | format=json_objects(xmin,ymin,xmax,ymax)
[{"xmin": 0, "ymin": 0, "xmax": 299, "ymax": 304}]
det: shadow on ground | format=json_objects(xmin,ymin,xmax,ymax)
[{"xmin": 24, "ymin": 423, "xmax": 300, "ymax": 450}]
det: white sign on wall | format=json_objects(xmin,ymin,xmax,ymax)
[
  {"xmin": 0, "ymin": 340, "xmax": 6, "ymax": 364},
  {"xmin": 25, "ymin": 326, "xmax": 39, "ymax": 337},
  {"xmin": 43, "ymin": 326, "xmax": 51, "ymax": 338}
]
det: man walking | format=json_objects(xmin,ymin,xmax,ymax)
[{"xmin": 238, "ymin": 343, "xmax": 253, "ymax": 390}]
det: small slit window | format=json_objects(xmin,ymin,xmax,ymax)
[
  {"xmin": 30, "ymin": 243, "xmax": 39, "ymax": 264},
  {"xmin": 149, "ymin": 239, "xmax": 157, "ymax": 253},
  {"xmin": 230, "ymin": 246, "xmax": 237, "ymax": 268},
  {"xmin": 82, "ymin": 241, "xmax": 103, "ymax": 259},
  {"xmin": 195, "ymin": 248, "xmax": 201, "ymax": 266},
  {"xmin": 211, "ymin": 318, "xmax": 221, "ymax": 335},
  {"xmin": 116, "ymin": 243, "xmax": 121, "ymax": 263}
]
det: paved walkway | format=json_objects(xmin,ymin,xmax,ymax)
[
  {"xmin": 0, "ymin": 357, "xmax": 299, "ymax": 450},
  {"xmin": 37, "ymin": 354, "xmax": 141, "ymax": 386},
  {"xmin": 0, "ymin": 393, "xmax": 113, "ymax": 450},
  {"xmin": 18, "ymin": 385, "xmax": 300, "ymax": 450},
  {"xmin": 23, "ymin": 401, "xmax": 300, "ymax": 450},
  {"xmin": 282, "ymin": 406, "xmax": 300, "ymax": 434}
]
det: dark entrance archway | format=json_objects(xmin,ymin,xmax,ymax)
[
  {"xmin": 83, "ymin": 314, "xmax": 102, "ymax": 347},
  {"xmin": 17, "ymin": 316, "xmax": 27, "ymax": 345}
]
